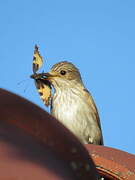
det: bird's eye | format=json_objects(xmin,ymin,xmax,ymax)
[{"xmin": 60, "ymin": 70, "xmax": 66, "ymax": 75}]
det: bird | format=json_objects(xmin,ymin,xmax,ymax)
[{"xmin": 38, "ymin": 61, "xmax": 103, "ymax": 145}]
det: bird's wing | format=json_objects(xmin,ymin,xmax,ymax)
[{"xmin": 83, "ymin": 88, "xmax": 104, "ymax": 145}]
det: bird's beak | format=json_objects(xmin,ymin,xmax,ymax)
[{"xmin": 30, "ymin": 72, "xmax": 55, "ymax": 80}]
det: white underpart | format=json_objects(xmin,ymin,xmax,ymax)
[{"xmin": 52, "ymin": 87, "xmax": 85, "ymax": 140}]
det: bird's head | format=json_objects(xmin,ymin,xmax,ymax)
[
  {"xmin": 31, "ymin": 61, "xmax": 84, "ymax": 91},
  {"xmin": 42, "ymin": 61, "xmax": 83, "ymax": 89}
]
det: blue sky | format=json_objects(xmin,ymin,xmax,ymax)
[{"xmin": 0, "ymin": 0, "xmax": 135, "ymax": 154}]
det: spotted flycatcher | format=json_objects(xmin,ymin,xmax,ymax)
[{"xmin": 37, "ymin": 61, "xmax": 103, "ymax": 145}]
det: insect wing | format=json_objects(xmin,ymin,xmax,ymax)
[
  {"xmin": 33, "ymin": 45, "xmax": 43, "ymax": 73},
  {"xmin": 35, "ymin": 80, "xmax": 51, "ymax": 106}
]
